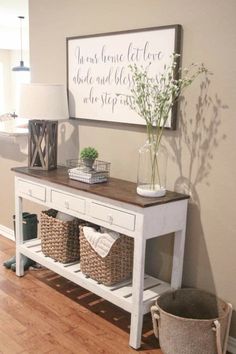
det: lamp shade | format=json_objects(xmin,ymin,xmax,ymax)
[
  {"xmin": 19, "ymin": 83, "xmax": 69, "ymax": 120},
  {"xmin": 12, "ymin": 60, "xmax": 30, "ymax": 72}
]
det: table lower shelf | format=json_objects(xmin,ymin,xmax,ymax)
[{"xmin": 18, "ymin": 238, "xmax": 171, "ymax": 314}]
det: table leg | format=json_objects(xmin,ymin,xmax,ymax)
[
  {"xmin": 15, "ymin": 190, "xmax": 24, "ymax": 277},
  {"xmin": 129, "ymin": 234, "xmax": 146, "ymax": 349},
  {"xmin": 171, "ymin": 226, "xmax": 186, "ymax": 289}
]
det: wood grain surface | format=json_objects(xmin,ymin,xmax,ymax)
[{"xmin": 11, "ymin": 166, "xmax": 189, "ymax": 208}]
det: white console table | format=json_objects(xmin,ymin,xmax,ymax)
[{"xmin": 12, "ymin": 166, "xmax": 189, "ymax": 349}]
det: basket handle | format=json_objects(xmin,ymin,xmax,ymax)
[
  {"xmin": 151, "ymin": 304, "xmax": 160, "ymax": 338},
  {"xmin": 212, "ymin": 302, "xmax": 233, "ymax": 354},
  {"xmin": 212, "ymin": 320, "xmax": 223, "ymax": 354}
]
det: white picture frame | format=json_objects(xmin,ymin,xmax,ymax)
[{"xmin": 67, "ymin": 25, "xmax": 181, "ymax": 129}]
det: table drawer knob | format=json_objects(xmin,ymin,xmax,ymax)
[
  {"xmin": 107, "ymin": 214, "xmax": 113, "ymax": 224},
  {"xmin": 65, "ymin": 201, "xmax": 69, "ymax": 209},
  {"xmin": 28, "ymin": 189, "xmax": 32, "ymax": 196}
]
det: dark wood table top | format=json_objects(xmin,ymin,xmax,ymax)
[{"xmin": 12, "ymin": 166, "xmax": 189, "ymax": 208}]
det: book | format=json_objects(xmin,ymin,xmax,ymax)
[
  {"xmin": 69, "ymin": 167, "xmax": 109, "ymax": 178},
  {"xmin": 69, "ymin": 174, "xmax": 108, "ymax": 184}
]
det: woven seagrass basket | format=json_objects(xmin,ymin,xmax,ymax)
[
  {"xmin": 151, "ymin": 288, "xmax": 232, "ymax": 354},
  {"xmin": 40, "ymin": 209, "xmax": 80, "ymax": 263},
  {"xmin": 79, "ymin": 226, "xmax": 134, "ymax": 286}
]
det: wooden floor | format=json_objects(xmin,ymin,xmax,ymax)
[{"xmin": 0, "ymin": 235, "xmax": 162, "ymax": 354}]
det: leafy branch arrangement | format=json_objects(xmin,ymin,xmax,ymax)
[
  {"xmin": 129, "ymin": 53, "xmax": 208, "ymax": 145},
  {"xmin": 129, "ymin": 54, "xmax": 208, "ymax": 191}
]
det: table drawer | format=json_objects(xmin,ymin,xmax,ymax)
[
  {"xmin": 90, "ymin": 202, "xmax": 135, "ymax": 231},
  {"xmin": 18, "ymin": 180, "xmax": 46, "ymax": 202},
  {"xmin": 51, "ymin": 190, "xmax": 86, "ymax": 215}
]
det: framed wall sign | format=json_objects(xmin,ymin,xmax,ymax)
[{"xmin": 67, "ymin": 24, "xmax": 181, "ymax": 129}]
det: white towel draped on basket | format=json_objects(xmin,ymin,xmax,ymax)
[{"xmin": 83, "ymin": 226, "xmax": 120, "ymax": 258}]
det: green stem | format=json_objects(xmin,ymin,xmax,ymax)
[{"xmin": 147, "ymin": 127, "xmax": 161, "ymax": 190}]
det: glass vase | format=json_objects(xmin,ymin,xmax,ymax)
[{"xmin": 137, "ymin": 140, "xmax": 168, "ymax": 197}]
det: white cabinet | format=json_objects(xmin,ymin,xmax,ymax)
[{"xmin": 13, "ymin": 166, "xmax": 189, "ymax": 350}]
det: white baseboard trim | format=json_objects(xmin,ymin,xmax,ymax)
[
  {"xmin": 0, "ymin": 224, "xmax": 14, "ymax": 241},
  {"xmin": 228, "ymin": 336, "xmax": 236, "ymax": 354}
]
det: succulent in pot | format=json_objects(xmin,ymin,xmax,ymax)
[{"xmin": 80, "ymin": 147, "xmax": 99, "ymax": 170}]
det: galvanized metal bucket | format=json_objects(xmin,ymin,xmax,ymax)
[{"xmin": 151, "ymin": 288, "xmax": 232, "ymax": 354}]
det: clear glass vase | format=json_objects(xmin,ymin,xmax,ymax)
[{"xmin": 137, "ymin": 140, "xmax": 168, "ymax": 197}]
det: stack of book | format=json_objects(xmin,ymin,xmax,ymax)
[{"xmin": 68, "ymin": 166, "xmax": 109, "ymax": 184}]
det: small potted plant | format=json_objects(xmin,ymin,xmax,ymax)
[{"xmin": 80, "ymin": 146, "xmax": 99, "ymax": 170}]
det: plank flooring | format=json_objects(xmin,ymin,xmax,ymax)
[{"xmin": 0, "ymin": 235, "xmax": 162, "ymax": 354}]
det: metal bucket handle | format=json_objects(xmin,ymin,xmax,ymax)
[{"xmin": 151, "ymin": 302, "xmax": 232, "ymax": 354}]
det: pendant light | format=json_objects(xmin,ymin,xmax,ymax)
[{"xmin": 12, "ymin": 16, "xmax": 30, "ymax": 72}]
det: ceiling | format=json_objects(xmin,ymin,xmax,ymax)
[{"xmin": 0, "ymin": 0, "xmax": 29, "ymax": 50}]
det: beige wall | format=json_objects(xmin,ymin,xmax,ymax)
[{"xmin": 1, "ymin": 0, "xmax": 235, "ymax": 338}]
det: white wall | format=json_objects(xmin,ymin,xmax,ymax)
[
  {"xmin": 0, "ymin": 49, "xmax": 11, "ymax": 113},
  {"xmin": 0, "ymin": 49, "xmax": 30, "ymax": 114},
  {"xmin": 10, "ymin": 50, "xmax": 30, "ymax": 113}
]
